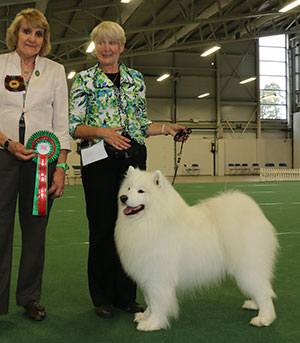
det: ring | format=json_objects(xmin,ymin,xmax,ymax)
[{"xmin": 115, "ymin": 142, "xmax": 119, "ymax": 146}]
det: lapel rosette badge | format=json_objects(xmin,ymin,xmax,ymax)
[
  {"xmin": 26, "ymin": 131, "xmax": 61, "ymax": 216},
  {"xmin": 5, "ymin": 75, "xmax": 25, "ymax": 92}
]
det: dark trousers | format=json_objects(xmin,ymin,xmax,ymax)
[
  {"xmin": 0, "ymin": 150, "xmax": 55, "ymax": 315},
  {"xmin": 81, "ymin": 145, "xmax": 146, "ymax": 307}
]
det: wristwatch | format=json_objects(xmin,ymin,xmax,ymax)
[
  {"xmin": 4, "ymin": 138, "xmax": 12, "ymax": 150},
  {"xmin": 56, "ymin": 163, "xmax": 69, "ymax": 171}
]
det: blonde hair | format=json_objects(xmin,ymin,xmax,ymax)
[
  {"xmin": 91, "ymin": 21, "xmax": 126, "ymax": 46},
  {"xmin": 6, "ymin": 8, "xmax": 51, "ymax": 56}
]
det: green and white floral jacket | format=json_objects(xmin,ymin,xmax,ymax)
[{"xmin": 69, "ymin": 63, "xmax": 152, "ymax": 145}]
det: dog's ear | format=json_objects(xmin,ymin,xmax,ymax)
[
  {"xmin": 127, "ymin": 165, "xmax": 135, "ymax": 175},
  {"xmin": 153, "ymin": 170, "xmax": 163, "ymax": 187}
]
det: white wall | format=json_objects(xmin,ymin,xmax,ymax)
[
  {"xmin": 294, "ymin": 112, "xmax": 300, "ymax": 168},
  {"xmin": 146, "ymin": 132, "xmax": 214, "ymax": 176},
  {"xmin": 145, "ymin": 135, "xmax": 174, "ymax": 175},
  {"xmin": 66, "ymin": 136, "xmax": 292, "ymax": 177}
]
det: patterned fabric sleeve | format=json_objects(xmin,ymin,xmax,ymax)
[
  {"xmin": 135, "ymin": 71, "xmax": 152, "ymax": 135},
  {"xmin": 69, "ymin": 72, "xmax": 88, "ymax": 138}
]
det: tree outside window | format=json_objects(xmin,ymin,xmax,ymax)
[
  {"xmin": 259, "ymin": 35, "xmax": 287, "ymax": 120},
  {"xmin": 260, "ymin": 82, "xmax": 286, "ymax": 119}
]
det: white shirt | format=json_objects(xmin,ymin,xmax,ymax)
[{"xmin": 0, "ymin": 51, "xmax": 71, "ymax": 150}]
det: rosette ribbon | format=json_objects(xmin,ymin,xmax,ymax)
[{"xmin": 26, "ymin": 131, "xmax": 60, "ymax": 216}]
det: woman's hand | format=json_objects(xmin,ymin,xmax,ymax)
[
  {"xmin": 8, "ymin": 141, "xmax": 35, "ymax": 160},
  {"xmin": 48, "ymin": 168, "xmax": 66, "ymax": 199},
  {"xmin": 163, "ymin": 124, "xmax": 190, "ymax": 142},
  {"xmin": 100, "ymin": 127, "xmax": 131, "ymax": 150}
]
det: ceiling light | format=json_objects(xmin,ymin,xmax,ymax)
[
  {"xmin": 201, "ymin": 46, "xmax": 220, "ymax": 57},
  {"xmin": 239, "ymin": 77, "xmax": 256, "ymax": 84},
  {"xmin": 198, "ymin": 92, "xmax": 210, "ymax": 98},
  {"xmin": 279, "ymin": 0, "xmax": 300, "ymax": 12},
  {"xmin": 157, "ymin": 74, "xmax": 170, "ymax": 82},
  {"xmin": 86, "ymin": 42, "xmax": 95, "ymax": 53},
  {"xmin": 67, "ymin": 71, "xmax": 76, "ymax": 79},
  {"xmin": 121, "ymin": 0, "xmax": 131, "ymax": 3}
]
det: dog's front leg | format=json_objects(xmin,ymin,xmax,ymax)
[
  {"xmin": 135, "ymin": 307, "xmax": 150, "ymax": 323},
  {"xmin": 136, "ymin": 285, "xmax": 178, "ymax": 332}
]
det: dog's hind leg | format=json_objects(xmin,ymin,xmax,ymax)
[
  {"xmin": 235, "ymin": 274, "xmax": 276, "ymax": 327},
  {"xmin": 136, "ymin": 285, "xmax": 178, "ymax": 332},
  {"xmin": 249, "ymin": 296, "xmax": 276, "ymax": 327},
  {"xmin": 242, "ymin": 299, "xmax": 258, "ymax": 310}
]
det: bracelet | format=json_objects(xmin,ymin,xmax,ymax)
[
  {"xmin": 161, "ymin": 124, "xmax": 167, "ymax": 135},
  {"xmin": 4, "ymin": 138, "xmax": 12, "ymax": 150}
]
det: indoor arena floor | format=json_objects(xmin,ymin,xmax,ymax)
[{"xmin": 1, "ymin": 178, "xmax": 299, "ymax": 343}]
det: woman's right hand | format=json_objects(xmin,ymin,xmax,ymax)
[
  {"xmin": 8, "ymin": 141, "xmax": 35, "ymax": 160},
  {"xmin": 99, "ymin": 127, "xmax": 131, "ymax": 151}
]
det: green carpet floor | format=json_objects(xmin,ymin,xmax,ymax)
[{"xmin": 1, "ymin": 181, "xmax": 300, "ymax": 343}]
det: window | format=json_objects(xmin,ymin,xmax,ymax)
[{"xmin": 259, "ymin": 35, "xmax": 287, "ymax": 119}]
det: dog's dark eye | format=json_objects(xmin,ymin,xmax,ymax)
[
  {"xmin": 138, "ymin": 189, "xmax": 145, "ymax": 193},
  {"xmin": 128, "ymin": 187, "xmax": 130, "ymax": 191}
]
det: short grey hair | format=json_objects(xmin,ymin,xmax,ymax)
[{"xmin": 91, "ymin": 21, "xmax": 126, "ymax": 46}]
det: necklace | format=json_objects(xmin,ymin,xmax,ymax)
[
  {"xmin": 21, "ymin": 60, "xmax": 35, "ymax": 78},
  {"xmin": 112, "ymin": 72, "xmax": 119, "ymax": 83},
  {"xmin": 106, "ymin": 71, "xmax": 120, "ymax": 86}
]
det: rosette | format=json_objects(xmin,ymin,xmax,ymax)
[
  {"xmin": 26, "ymin": 131, "xmax": 61, "ymax": 216},
  {"xmin": 5, "ymin": 75, "xmax": 25, "ymax": 92}
]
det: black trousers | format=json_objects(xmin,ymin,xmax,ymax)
[
  {"xmin": 81, "ymin": 145, "xmax": 146, "ymax": 307},
  {"xmin": 0, "ymin": 149, "xmax": 55, "ymax": 315}
]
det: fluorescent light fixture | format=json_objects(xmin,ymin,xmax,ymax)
[
  {"xmin": 157, "ymin": 74, "xmax": 170, "ymax": 82},
  {"xmin": 67, "ymin": 71, "xmax": 76, "ymax": 79},
  {"xmin": 201, "ymin": 46, "xmax": 220, "ymax": 57},
  {"xmin": 86, "ymin": 41, "xmax": 95, "ymax": 53},
  {"xmin": 239, "ymin": 77, "xmax": 256, "ymax": 84},
  {"xmin": 121, "ymin": 0, "xmax": 131, "ymax": 3},
  {"xmin": 279, "ymin": 0, "xmax": 300, "ymax": 12},
  {"xmin": 198, "ymin": 92, "xmax": 210, "ymax": 98}
]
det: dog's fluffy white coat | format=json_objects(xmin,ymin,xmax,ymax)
[{"xmin": 115, "ymin": 167, "xmax": 278, "ymax": 331}]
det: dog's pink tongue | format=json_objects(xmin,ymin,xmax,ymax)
[
  {"xmin": 123, "ymin": 207, "xmax": 134, "ymax": 216},
  {"xmin": 123, "ymin": 206, "xmax": 135, "ymax": 215}
]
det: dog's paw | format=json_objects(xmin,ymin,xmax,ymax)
[
  {"xmin": 250, "ymin": 316, "xmax": 273, "ymax": 327},
  {"xmin": 136, "ymin": 318, "xmax": 166, "ymax": 332},
  {"xmin": 243, "ymin": 300, "xmax": 258, "ymax": 311},
  {"xmin": 134, "ymin": 312, "xmax": 147, "ymax": 323}
]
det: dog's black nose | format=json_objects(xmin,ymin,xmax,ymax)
[{"xmin": 120, "ymin": 195, "xmax": 128, "ymax": 203}]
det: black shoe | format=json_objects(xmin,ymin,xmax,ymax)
[
  {"xmin": 121, "ymin": 301, "xmax": 144, "ymax": 314},
  {"xmin": 24, "ymin": 301, "xmax": 46, "ymax": 321},
  {"xmin": 95, "ymin": 305, "xmax": 113, "ymax": 318}
]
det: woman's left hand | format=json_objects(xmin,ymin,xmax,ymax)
[{"xmin": 48, "ymin": 168, "xmax": 65, "ymax": 199}]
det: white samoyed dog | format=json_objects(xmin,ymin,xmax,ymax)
[{"xmin": 115, "ymin": 166, "xmax": 278, "ymax": 332}]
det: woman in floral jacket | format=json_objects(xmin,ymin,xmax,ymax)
[{"xmin": 69, "ymin": 21, "xmax": 188, "ymax": 319}]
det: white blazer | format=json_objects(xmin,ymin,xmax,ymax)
[{"xmin": 0, "ymin": 51, "xmax": 71, "ymax": 150}]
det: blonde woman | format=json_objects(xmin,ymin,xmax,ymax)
[
  {"xmin": 69, "ymin": 21, "xmax": 188, "ymax": 319},
  {"xmin": 0, "ymin": 8, "xmax": 70, "ymax": 320}
]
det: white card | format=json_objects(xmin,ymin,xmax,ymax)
[{"xmin": 81, "ymin": 140, "xmax": 108, "ymax": 166}]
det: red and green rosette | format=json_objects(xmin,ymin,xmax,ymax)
[{"xmin": 26, "ymin": 131, "xmax": 61, "ymax": 216}]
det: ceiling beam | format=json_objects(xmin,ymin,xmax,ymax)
[
  {"xmin": 35, "ymin": 0, "xmax": 48, "ymax": 13},
  {"xmin": 0, "ymin": 0, "xmax": 32, "ymax": 5},
  {"xmin": 120, "ymin": 0, "xmax": 143, "ymax": 25},
  {"xmin": 161, "ymin": 0, "xmax": 233, "ymax": 49},
  {"xmin": 49, "ymin": 1, "xmax": 116, "ymax": 14},
  {"xmin": 58, "ymin": 27, "xmax": 300, "ymax": 68}
]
